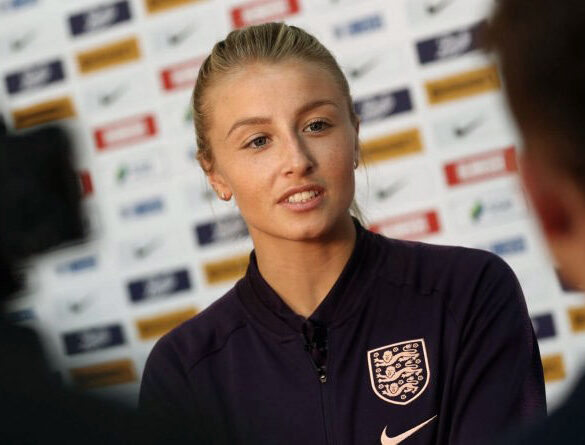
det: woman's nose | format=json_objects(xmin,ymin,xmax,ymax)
[{"xmin": 282, "ymin": 134, "xmax": 315, "ymax": 176}]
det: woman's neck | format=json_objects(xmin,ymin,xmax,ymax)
[{"xmin": 252, "ymin": 216, "xmax": 357, "ymax": 318}]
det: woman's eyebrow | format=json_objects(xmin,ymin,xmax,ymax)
[{"xmin": 225, "ymin": 100, "xmax": 339, "ymax": 140}]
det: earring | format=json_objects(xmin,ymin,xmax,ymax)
[{"xmin": 221, "ymin": 192, "xmax": 226, "ymax": 200}]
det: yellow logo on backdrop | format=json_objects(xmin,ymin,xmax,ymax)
[
  {"xmin": 69, "ymin": 359, "xmax": 137, "ymax": 389},
  {"xmin": 12, "ymin": 97, "xmax": 76, "ymax": 129},
  {"xmin": 76, "ymin": 37, "xmax": 141, "ymax": 74},
  {"xmin": 567, "ymin": 306, "xmax": 585, "ymax": 332},
  {"xmin": 136, "ymin": 307, "xmax": 198, "ymax": 340},
  {"xmin": 204, "ymin": 254, "xmax": 249, "ymax": 284},
  {"xmin": 144, "ymin": 0, "xmax": 200, "ymax": 13},
  {"xmin": 425, "ymin": 65, "xmax": 500, "ymax": 105},
  {"xmin": 541, "ymin": 354, "xmax": 566, "ymax": 383},
  {"xmin": 361, "ymin": 128, "xmax": 423, "ymax": 165}
]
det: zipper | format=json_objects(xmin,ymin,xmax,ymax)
[{"xmin": 302, "ymin": 325, "xmax": 334, "ymax": 445}]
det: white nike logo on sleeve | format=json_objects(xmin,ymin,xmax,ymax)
[{"xmin": 380, "ymin": 415, "xmax": 437, "ymax": 445}]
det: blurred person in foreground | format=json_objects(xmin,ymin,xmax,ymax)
[
  {"xmin": 0, "ymin": 120, "xmax": 192, "ymax": 443},
  {"xmin": 487, "ymin": 0, "xmax": 585, "ymax": 443}
]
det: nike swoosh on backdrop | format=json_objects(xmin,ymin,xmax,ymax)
[
  {"xmin": 380, "ymin": 415, "xmax": 437, "ymax": 445},
  {"xmin": 426, "ymin": 0, "xmax": 454, "ymax": 15},
  {"xmin": 453, "ymin": 116, "xmax": 484, "ymax": 138}
]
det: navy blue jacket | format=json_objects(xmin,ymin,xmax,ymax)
[{"xmin": 140, "ymin": 223, "xmax": 545, "ymax": 444}]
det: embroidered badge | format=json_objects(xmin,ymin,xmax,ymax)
[{"xmin": 367, "ymin": 338, "xmax": 430, "ymax": 405}]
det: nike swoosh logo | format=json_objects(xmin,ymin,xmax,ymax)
[
  {"xmin": 132, "ymin": 238, "xmax": 161, "ymax": 259},
  {"xmin": 381, "ymin": 415, "xmax": 437, "ymax": 445},
  {"xmin": 347, "ymin": 56, "xmax": 380, "ymax": 80},
  {"xmin": 426, "ymin": 0, "xmax": 454, "ymax": 15},
  {"xmin": 453, "ymin": 115, "xmax": 484, "ymax": 138},
  {"xmin": 10, "ymin": 30, "xmax": 35, "ymax": 52},
  {"xmin": 376, "ymin": 178, "xmax": 407, "ymax": 201},
  {"xmin": 99, "ymin": 85, "xmax": 125, "ymax": 106},
  {"xmin": 167, "ymin": 25, "xmax": 196, "ymax": 46}
]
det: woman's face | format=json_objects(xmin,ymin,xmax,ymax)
[{"xmin": 203, "ymin": 59, "xmax": 358, "ymax": 244}]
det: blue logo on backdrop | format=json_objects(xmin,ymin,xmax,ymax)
[
  {"xmin": 354, "ymin": 89, "xmax": 413, "ymax": 124},
  {"xmin": 416, "ymin": 21, "xmax": 485, "ymax": 65},
  {"xmin": 5, "ymin": 60, "xmax": 65, "ymax": 95},
  {"xmin": 120, "ymin": 197, "xmax": 164, "ymax": 219},
  {"xmin": 3, "ymin": 308, "xmax": 35, "ymax": 323},
  {"xmin": 0, "ymin": 0, "xmax": 36, "ymax": 12},
  {"xmin": 68, "ymin": 1, "xmax": 132, "ymax": 37},
  {"xmin": 128, "ymin": 268, "xmax": 191, "ymax": 303},
  {"xmin": 488, "ymin": 236, "xmax": 526, "ymax": 257},
  {"xmin": 55, "ymin": 255, "xmax": 98, "ymax": 274},
  {"xmin": 334, "ymin": 14, "xmax": 384, "ymax": 39},
  {"xmin": 63, "ymin": 324, "xmax": 125, "ymax": 355},
  {"xmin": 195, "ymin": 214, "xmax": 249, "ymax": 247},
  {"xmin": 531, "ymin": 313, "xmax": 556, "ymax": 340}
]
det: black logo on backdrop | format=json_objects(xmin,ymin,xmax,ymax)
[
  {"xmin": 195, "ymin": 214, "xmax": 249, "ymax": 247},
  {"xmin": 68, "ymin": 1, "xmax": 131, "ymax": 37},
  {"xmin": 5, "ymin": 60, "xmax": 65, "ymax": 95},
  {"xmin": 416, "ymin": 21, "xmax": 485, "ymax": 65},
  {"xmin": 354, "ymin": 89, "xmax": 413, "ymax": 124},
  {"xmin": 128, "ymin": 269, "xmax": 191, "ymax": 303},
  {"xmin": 63, "ymin": 324, "xmax": 125, "ymax": 355},
  {"xmin": 532, "ymin": 313, "xmax": 556, "ymax": 340}
]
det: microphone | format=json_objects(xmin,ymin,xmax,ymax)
[{"xmin": 302, "ymin": 320, "xmax": 328, "ymax": 383}]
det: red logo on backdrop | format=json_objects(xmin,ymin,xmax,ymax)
[
  {"xmin": 444, "ymin": 146, "xmax": 518, "ymax": 187},
  {"xmin": 94, "ymin": 114, "xmax": 157, "ymax": 151},
  {"xmin": 369, "ymin": 210, "xmax": 441, "ymax": 240},
  {"xmin": 231, "ymin": 0, "xmax": 300, "ymax": 28},
  {"xmin": 78, "ymin": 170, "xmax": 94, "ymax": 197},
  {"xmin": 160, "ymin": 57, "xmax": 205, "ymax": 92}
]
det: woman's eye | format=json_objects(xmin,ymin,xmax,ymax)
[
  {"xmin": 248, "ymin": 136, "xmax": 268, "ymax": 148},
  {"xmin": 306, "ymin": 120, "xmax": 330, "ymax": 132}
]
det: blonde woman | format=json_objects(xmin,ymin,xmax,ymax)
[{"xmin": 140, "ymin": 23, "xmax": 545, "ymax": 444}]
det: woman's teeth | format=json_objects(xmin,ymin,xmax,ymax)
[{"xmin": 286, "ymin": 190, "xmax": 320, "ymax": 203}]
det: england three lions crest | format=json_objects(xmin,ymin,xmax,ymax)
[{"xmin": 367, "ymin": 339, "xmax": 430, "ymax": 405}]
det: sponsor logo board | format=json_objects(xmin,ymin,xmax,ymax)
[
  {"xmin": 361, "ymin": 128, "xmax": 423, "ymax": 164},
  {"xmin": 195, "ymin": 214, "xmax": 249, "ymax": 247},
  {"xmin": 68, "ymin": 1, "xmax": 132, "ymax": 37},
  {"xmin": 76, "ymin": 37, "xmax": 140, "ymax": 75},
  {"xmin": 128, "ymin": 268, "xmax": 192, "ymax": 303},
  {"xmin": 5, "ymin": 59, "xmax": 65, "ymax": 95},
  {"xmin": 55, "ymin": 255, "xmax": 98, "ymax": 275},
  {"xmin": 11, "ymin": 97, "xmax": 76, "ymax": 129},
  {"xmin": 135, "ymin": 307, "xmax": 197, "ymax": 340},
  {"xmin": 160, "ymin": 57, "xmax": 204, "ymax": 91},
  {"xmin": 444, "ymin": 146, "xmax": 518, "ymax": 187},
  {"xmin": 354, "ymin": 89, "xmax": 413, "ymax": 124},
  {"xmin": 334, "ymin": 13, "xmax": 384, "ymax": 39},
  {"xmin": 449, "ymin": 185, "xmax": 526, "ymax": 230},
  {"xmin": 231, "ymin": 0, "xmax": 300, "ymax": 28},
  {"xmin": 63, "ymin": 324, "xmax": 125, "ymax": 355},
  {"xmin": 369, "ymin": 210, "xmax": 441, "ymax": 240},
  {"xmin": 119, "ymin": 196, "xmax": 165, "ymax": 220},
  {"xmin": 79, "ymin": 170, "xmax": 94, "ymax": 197},
  {"xmin": 425, "ymin": 65, "xmax": 500, "ymax": 105},
  {"xmin": 94, "ymin": 114, "xmax": 157, "ymax": 150},
  {"xmin": 568, "ymin": 306, "xmax": 585, "ymax": 333},
  {"xmin": 531, "ymin": 313, "xmax": 556, "ymax": 340},
  {"xmin": 0, "ymin": 0, "xmax": 36, "ymax": 12},
  {"xmin": 416, "ymin": 21, "xmax": 484, "ymax": 65},
  {"xmin": 144, "ymin": 0, "xmax": 200, "ymax": 14},
  {"xmin": 69, "ymin": 359, "xmax": 136, "ymax": 389},
  {"xmin": 479, "ymin": 235, "xmax": 527, "ymax": 257},
  {"xmin": 204, "ymin": 254, "xmax": 249, "ymax": 284},
  {"xmin": 541, "ymin": 354, "xmax": 566, "ymax": 383}
]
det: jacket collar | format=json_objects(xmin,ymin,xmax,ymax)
[{"xmin": 236, "ymin": 219, "xmax": 381, "ymax": 339}]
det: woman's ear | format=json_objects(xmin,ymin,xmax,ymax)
[{"xmin": 207, "ymin": 167, "xmax": 232, "ymax": 201}]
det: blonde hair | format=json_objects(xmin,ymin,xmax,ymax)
[{"xmin": 191, "ymin": 22, "xmax": 365, "ymax": 222}]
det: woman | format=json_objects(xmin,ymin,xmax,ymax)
[{"xmin": 140, "ymin": 23, "xmax": 545, "ymax": 444}]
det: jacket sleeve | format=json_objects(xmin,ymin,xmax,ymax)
[
  {"xmin": 139, "ymin": 334, "xmax": 203, "ymax": 441},
  {"xmin": 447, "ymin": 255, "xmax": 547, "ymax": 444}
]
